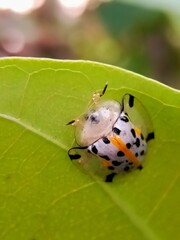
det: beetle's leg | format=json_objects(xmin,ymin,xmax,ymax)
[
  {"xmin": 68, "ymin": 146, "xmax": 88, "ymax": 161},
  {"xmin": 146, "ymin": 132, "xmax": 155, "ymax": 142},
  {"xmin": 105, "ymin": 172, "xmax": 117, "ymax": 182}
]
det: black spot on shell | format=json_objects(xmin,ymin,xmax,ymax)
[
  {"xmin": 120, "ymin": 116, "xmax": 129, "ymax": 122},
  {"xmin": 102, "ymin": 137, "xmax": 110, "ymax": 144},
  {"xmin": 100, "ymin": 155, "xmax": 110, "ymax": 160},
  {"xmin": 92, "ymin": 145, "xmax": 98, "ymax": 154},
  {"xmin": 117, "ymin": 151, "xmax": 125, "ymax": 157},
  {"xmin": 135, "ymin": 152, "xmax": 138, "ymax": 157},
  {"xmin": 134, "ymin": 138, "xmax": 140, "ymax": 147},
  {"xmin": 131, "ymin": 128, "xmax": 136, "ymax": 138},
  {"xmin": 113, "ymin": 127, "xmax": 121, "ymax": 135},
  {"xmin": 126, "ymin": 143, "xmax": 131, "ymax": 149},
  {"xmin": 112, "ymin": 160, "xmax": 123, "ymax": 166}
]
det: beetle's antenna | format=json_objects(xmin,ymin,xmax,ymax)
[
  {"xmin": 92, "ymin": 82, "xmax": 108, "ymax": 104},
  {"xmin": 66, "ymin": 119, "xmax": 76, "ymax": 125},
  {"xmin": 100, "ymin": 82, "xmax": 108, "ymax": 97}
]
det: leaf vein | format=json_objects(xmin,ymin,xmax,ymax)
[
  {"xmin": 0, "ymin": 113, "xmax": 68, "ymax": 151},
  {"xmin": 96, "ymin": 182, "xmax": 159, "ymax": 240}
]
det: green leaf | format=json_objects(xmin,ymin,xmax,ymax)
[{"xmin": 0, "ymin": 57, "xmax": 179, "ymax": 240}]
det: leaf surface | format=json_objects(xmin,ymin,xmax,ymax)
[{"xmin": 0, "ymin": 58, "xmax": 179, "ymax": 240}]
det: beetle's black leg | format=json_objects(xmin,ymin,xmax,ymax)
[
  {"xmin": 146, "ymin": 132, "xmax": 155, "ymax": 142},
  {"xmin": 105, "ymin": 172, "xmax": 117, "ymax": 182},
  {"xmin": 68, "ymin": 146, "xmax": 88, "ymax": 160},
  {"xmin": 137, "ymin": 165, "xmax": 143, "ymax": 170}
]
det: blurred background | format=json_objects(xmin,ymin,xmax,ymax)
[{"xmin": 0, "ymin": 0, "xmax": 179, "ymax": 88}]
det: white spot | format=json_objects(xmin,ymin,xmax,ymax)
[
  {"xmin": 57, "ymin": 0, "xmax": 90, "ymax": 18},
  {"xmin": 0, "ymin": 0, "xmax": 45, "ymax": 14}
]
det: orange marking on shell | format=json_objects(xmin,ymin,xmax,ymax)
[
  {"xmin": 102, "ymin": 160, "xmax": 112, "ymax": 167},
  {"xmin": 109, "ymin": 135, "xmax": 140, "ymax": 166}
]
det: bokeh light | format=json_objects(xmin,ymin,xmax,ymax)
[
  {"xmin": 1, "ymin": 29, "xmax": 25, "ymax": 54},
  {"xmin": 0, "ymin": 0, "xmax": 45, "ymax": 14},
  {"xmin": 0, "ymin": 0, "xmax": 179, "ymax": 88},
  {"xmin": 57, "ymin": 0, "xmax": 90, "ymax": 18}
]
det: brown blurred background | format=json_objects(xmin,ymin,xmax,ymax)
[{"xmin": 0, "ymin": 0, "xmax": 180, "ymax": 89}]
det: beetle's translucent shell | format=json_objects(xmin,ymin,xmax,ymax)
[
  {"xmin": 68, "ymin": 86, "xmax": 154, "ymax": 182},
  {"xmin": 75, "ymin": 100, "xmax": 120, "ymax": 146}
]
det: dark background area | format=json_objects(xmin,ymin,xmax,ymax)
[{"xmin": 0, "ymin": 0, "xmax": 179, "ymax": 88}]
